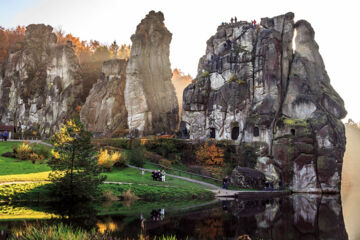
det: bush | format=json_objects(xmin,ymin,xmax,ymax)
[
  {"xmin": 128, "ymin": 146, "xmax": 145, "ymax": 167},
  {"xmin": 29, "ymin": 152, "xmax": 43, "ymax": 163},
  {"xmin": 201, "ymin": 70, "xmax": 209, "ymax": 78},
  {"xmin": 159, "ymin": 159, "xmax": 172, "ymax": 168},
  {"xmin": 195, "ymin": 142, "xmax": 224, "ymax": 166},
  {"xmin": 97, "ymin": 149, "xmax": 123, "ymax": 170},
  {"xmin": 144, "ymin": 138, "xmax": 183, "ymax": 158},
  {"xmin": 31, "ymin": 143, "xmax": 50, "ymax": 159},
  {"xmin": 16, "ymin": 142, "xmax": 32, "ymax": 160}
]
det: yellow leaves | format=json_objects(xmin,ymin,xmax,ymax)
[
  {"xmin": 53, "ymin": 119, "xmax": 81, "ymax": 147},
  {"xmin": 196, "ymin": 142, "xmax": 224, "ymax": 166},
  {"xmin": 98, "ymin": 148, "xmax": 122, "ymax": 169},
  {"xmin": 16, "ymin": 142, "xmax": 32, "ymax": 160},
  {"xmin": 110, "ymin": 151, "xmax": 121, "ymax": 163},
  {"xmin": 51, "ymin": 149, "xmax": 60, "ymax": 159}
]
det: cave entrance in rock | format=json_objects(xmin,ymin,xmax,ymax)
[
  {"xmin": 210, "ymin": 128, "xmax": 216, "ymax": 139},
  {"xmin": 253, "ymin": 127, "xmax": 259, "ymax": 137},
  {"xmin": 291, "ymin": 129, "xmax": 296, "ymax": 136},
  {"xmin": 231, "ymin": 127, "xmax": 240, "ymax": 140}
]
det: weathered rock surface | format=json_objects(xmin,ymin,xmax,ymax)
[
  {"xmin": 80, "ymin": 59, "xmax": 128, "ymax": 137},
  {"xmin": 230, "ymin": 166, "xmax": 266, "ymax": 190},
  {"xmin": 125, "ymin": 11, "xmax": 179, "ymax": 137},
  {"xmin": 181, "ymin": 13, "xmax": 346, "ymax": 193},
  {"xmin": 0, "ymin": 24, "xmax": 82, "ymax": 136}
]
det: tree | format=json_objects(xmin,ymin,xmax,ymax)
[
  {"xmin": 109, "ymin": 40, "xmax": 119, "ymax": 59},
  {"xmin": 196, "ymin": 142, "xmax": 224, "ymax": 166},
  {"xmin": 48, "ymin": 119, "xmax": 106, "ymax": 201},
  {"xmin": 118, "ymin": 44, "xmax": 130, "ymax": 59}
]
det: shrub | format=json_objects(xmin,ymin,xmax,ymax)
[
  {"xmin": 16, "ymin": 142, "xmax": 32, "ymax": 160},
  {"xmin": 29, "ymin": 152, "xmax": 42, "ymax": 163},
  {"xmin": 92, "ymin": 138, "xmax": 130, "ymax": 149},
  {"xmin": 97, "ymin": 149, "xmax": 123, "ymax": 170},
  {"xmin": 159, "ymin": 159, "xmax": 172, "ymax": 168},
  {"xmin": 144, "ymin": 138, "xmax": 182, "ymax": 158},
  {"xmin": 121, "ymin": 189, "xmax": 139, "ymax": 201},
  {"xmin": 102, "ymin": 190, "xmax": 119, "ymax": 201},
  {"xmin": 201, "ymin": 70, "xmax": 209, "ymax": 78},
  {"xmin": 31, "ymin": 143, "xmax": 50, "ymax": 159},
  {"xmin": 195, "ymin": 142, "xmax": 224, "ymax": 166},
  {"xmin": 128, "ymin": 146, "xmax": 145, "ymax": 167},
  {"xmin": 114, "ymin": 151, "xmax": 127, "ymax": 168}
]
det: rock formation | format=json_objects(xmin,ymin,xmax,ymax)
[
  {"xmin": 181, "ymin": 13, "xmax": 346, "ymax": 193},
  {"xmin": 80, "ymin": 59, "xmax": 128, "ymax": 137},
  {"xmin": 0, "ymin": 24, "xmax": 82, "ymax": 136},
  {"xmin": 125, "ymin": 11, "xmax": 179, "ymax": 137}
]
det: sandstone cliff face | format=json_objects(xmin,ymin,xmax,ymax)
[
  {"xmin": 0, "ymin": 24, "xmax": 82, "ymax": 136},
  {"xmin": 80, "ymin": 59, "xmax": 128, "ymax": 137},
  {"xmin": 125, "ymin": 11, "xmax": 179, "ymax": 137},
  {"xmin": 181, "ymin": 13, "xmax": 346, "ymax": 193}
]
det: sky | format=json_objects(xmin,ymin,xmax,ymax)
[{"xmin": 1, "ymin": 0, "xmax": 359, "ymax": 122}]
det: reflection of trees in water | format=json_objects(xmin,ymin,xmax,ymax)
[{"xmin": 1, "ymin": 195, "xmax": 349, "ymax": 239}]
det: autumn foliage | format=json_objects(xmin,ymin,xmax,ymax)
[
  {"xmin": 195, "ymin": 142, "xmax": 224, "ymax": 166},
  {"xmin": 0, "ymin": 26, "xmax": 25, "ymax": 62}
]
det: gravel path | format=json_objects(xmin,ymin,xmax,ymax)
[{"xmin": 8, "ymin": 139, "xmax": 53, "ymax": 147}]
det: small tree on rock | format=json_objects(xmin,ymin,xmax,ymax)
[{"xmin": 48, "ymin": 119, "xmax": 106, "ymax": 201}]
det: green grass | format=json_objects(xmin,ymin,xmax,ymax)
[
  {"xmin": 144, "ymin": 162, "xmax": 250, "ymax": 191},
  {"xmin": 103, "ymin": 168, "xmax": 214, "ymax": 200},
  {"xmin": 0, "ymin": 142, "xmax": 51, "ymax": 176},
  {"xmin": 0, "ymin": 167, "xmax": 214, "ymax": 203}
]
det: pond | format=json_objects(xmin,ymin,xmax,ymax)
[{"xmin": 0, "ymin": 192, "xmax": 353, "ymax": 240}]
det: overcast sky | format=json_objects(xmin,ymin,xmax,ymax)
[{"xmin": 1, "ymin": 0, "xmax": 359, "ymax": 122}]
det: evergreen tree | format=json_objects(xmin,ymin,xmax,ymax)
[{"xmin": 48, "ymin": 119, "xmax": 106, "ymax": 201}]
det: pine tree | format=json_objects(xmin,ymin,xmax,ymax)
[{"xmin": 48, "ymin": 119, "xmax": 106, "ymax": 201}]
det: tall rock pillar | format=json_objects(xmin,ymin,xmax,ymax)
[{"xmin": 125, "ymin": 11, "xmax": 179, "ymax": 137}]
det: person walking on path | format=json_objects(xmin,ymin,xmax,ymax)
[
  {"xmin": 222, "ymin": 176, "xmax": 229, "ymax": 189},
  {"xmin": 3, "ymin": 131, "xmax": 8, "ymax": 141},
  {"xmin": 161, "ymin": 170, "xmax": 166, "ymax": 182}
]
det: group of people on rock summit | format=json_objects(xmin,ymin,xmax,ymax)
[
  {"xmin": 151, "ymin": 170, "xmax": 166, "ymax": 182},
  {"xmin": 222, "ymin": 17, "xmax": 257, "ymax": 26},
  {"xmin": 0, "ymin": 131, "xmax": 9, "ymax": 141}
]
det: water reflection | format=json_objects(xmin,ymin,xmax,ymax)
[{"xmin": 0, "ymin": 194, "xmax": 348, "ymax": 240}]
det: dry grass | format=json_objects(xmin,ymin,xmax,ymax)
[
  {"xmin": 121, "ymin": 189, "xmax": 139, "ymax": 201},
  {"xmin": 102, "ymin": 190, "xmax": 119, "ymax": 201}
]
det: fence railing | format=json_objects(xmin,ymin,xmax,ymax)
[{"xmin": 146, "ymin": 162, "xmax": 222, "ymax": 183}]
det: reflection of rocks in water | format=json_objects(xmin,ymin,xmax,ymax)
[
  {"xmin": 229, "ymin": 195, "xmax": 348, "ymax": 240},
  {"xmin": 319, "ymin": 195, "xmax": 347, "ymax": 240},
  {"xmin": 255, "ymin": 200, "xmax": 280, "ymax": 229},
  {"xmin": 292, "ymin": 194, "xmax": 320, "ymax": 234}
]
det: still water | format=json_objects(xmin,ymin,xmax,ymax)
[{"xmin": 0, "ymin": 193, "xmax": 351, "ymax": 240}]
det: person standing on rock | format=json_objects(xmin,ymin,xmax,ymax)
[
  {"xmin": 231, "ymin": 18, "xmax": 234, "ymax": 23},
  {"xmin": 235, "ymin": 17, "xmax": 237, "ymax": 22}
]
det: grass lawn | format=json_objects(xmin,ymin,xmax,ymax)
[
  {"xmin": 0, "ymin": 142, "xmax": 51, "ymax": 176},
  {"xmin": 0, "ymin": 141, "xmax": 214, "ymax": 203},
  {"xmin": 103, "ymin": 167, "xmax": 214, "ymax": 200}
]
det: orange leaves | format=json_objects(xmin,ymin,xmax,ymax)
[
  {"xmin": 75, "ymin": 105, "xmax": 82, "ymax": 113},
  {"xmin": 195, "ymin": 142, "xmax": 224, "ymax": 166}
]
